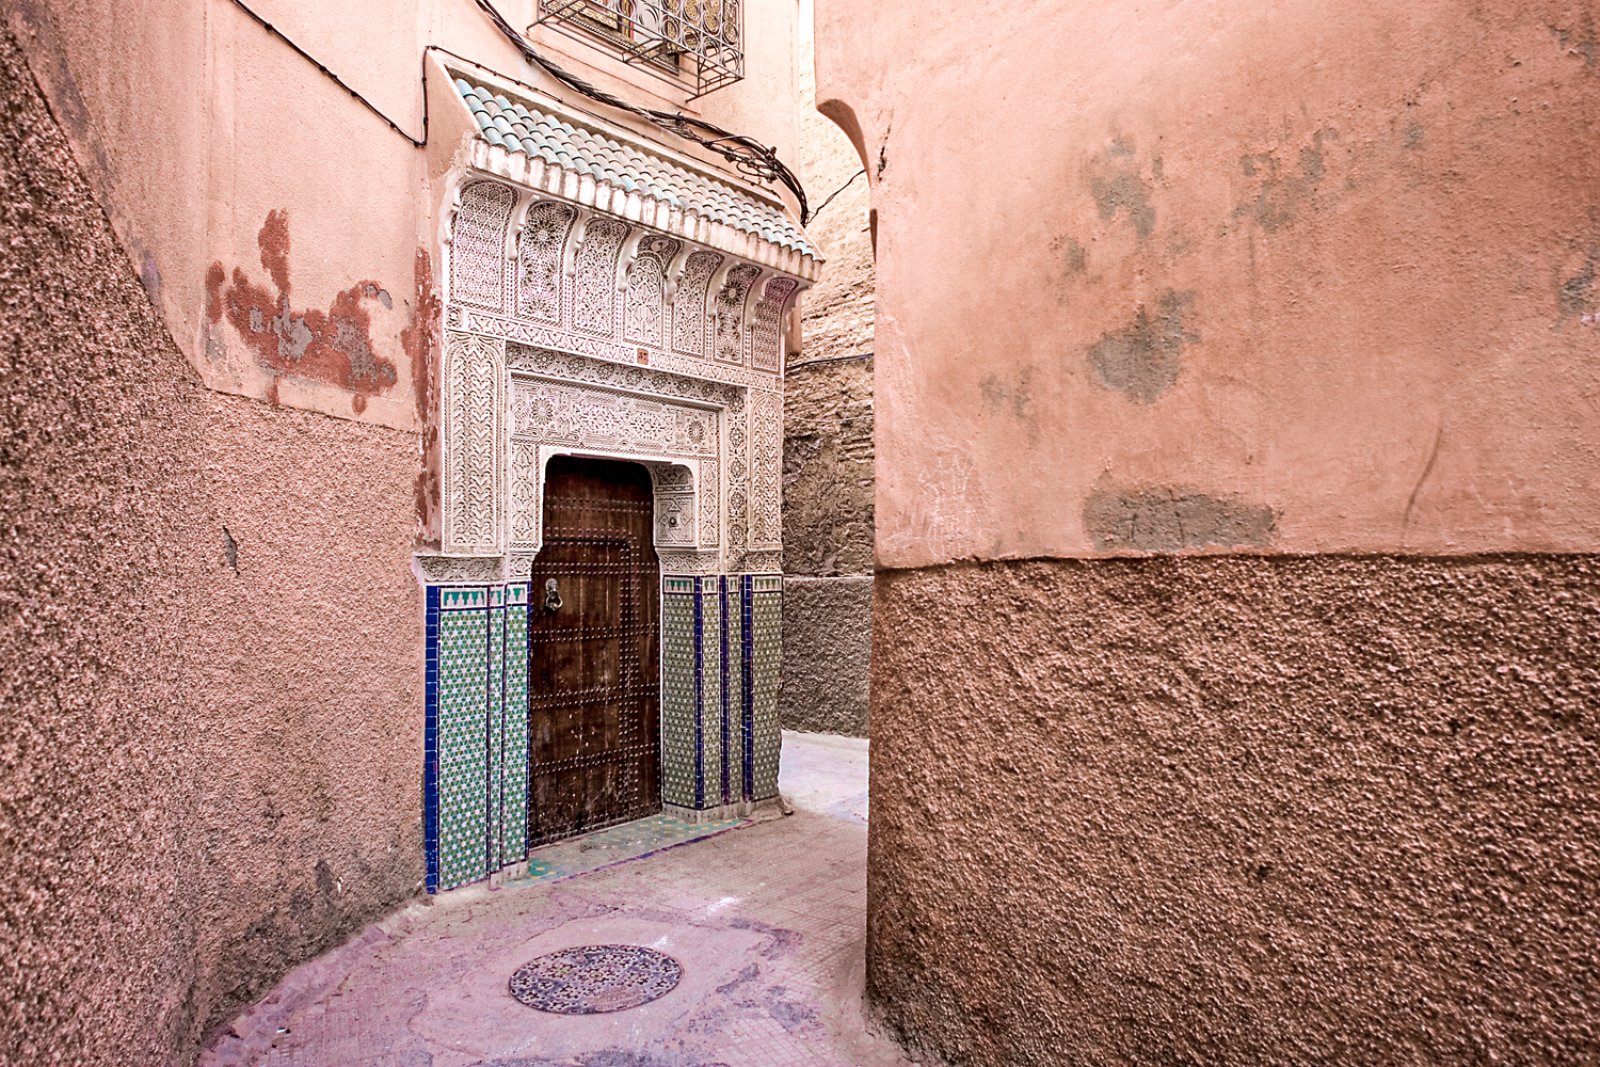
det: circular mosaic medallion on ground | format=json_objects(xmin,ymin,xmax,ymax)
[{"xmin": 508, "ymin": 944, "xmax": 683, "ymax": 1015}]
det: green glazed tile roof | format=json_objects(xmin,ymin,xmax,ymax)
[{"xmin": 456, "ymin": 78, "xmax": 816, "ymax": 258}]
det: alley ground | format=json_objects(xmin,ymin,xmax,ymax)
[{"xmin": 201, "ymin": 733, "xmax": 915, "ymax": 1067}]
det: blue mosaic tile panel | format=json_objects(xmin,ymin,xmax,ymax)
[
  {"xmin": 437, "ymin": 588, "xmax": 490, "ymax": 890},
  {"xmin": 661, "ymin": 581, "xmax": 697, "ymax": 808},
  {"xmin": 424, "ymin": 587, "xmax": 442, "ymax": 893},
  {"xmin": 749, "ymin": 577, "xmax": 782, "ymax": 800}
]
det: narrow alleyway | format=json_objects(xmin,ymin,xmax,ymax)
[{"xmin": 202, "ymin": 734, "xmax": 912, "ymax": 1067}]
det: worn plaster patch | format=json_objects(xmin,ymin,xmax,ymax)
[
  {"xmin": 1086, "ymin": 291, "xmax": 1197, "ymax": 403},
  {"xmin": 1559, "ymin": 251, "xmax": 1597, "ymax": 319},
  {"xmin": 1235, "ymin": 128, "xmax": 1340, "ymax": 232},
  {"xmin": 979, "ymin": 367, "xmax": 1035, "ymax": 422},
  {"xmin": 1084, "ymin": 487, "xmax": 1276, "ymax": 551},
  {"xmin": 206, "ymin": 210, "xmax": 399, "ymax": 414},
  {"xmin": 1052, "ymin": 235, "xmax": 1089, "ymax": 276},
  {"xmin": 1089, "ymin": 139, "xmax": 1157, "ymax": 239}
]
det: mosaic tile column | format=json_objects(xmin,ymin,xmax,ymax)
[
  {"xmin": 424, "ymin": 582, "xmax": 531, "ymax": 893},
  {"xmin": 661, "ymin": 577, "xmax": 700, "ymax": 809},
  {"xmin": 746, "ymin": 575, "xmax": 783, "ymax": 801},
  {"xmin": 660, "ymin": 574, "xmax": 781, "ymax": 812}
]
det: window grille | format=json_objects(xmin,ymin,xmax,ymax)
[{"xmin": 534, "ymin": 0, "xmax": 744, "ymax": 98}]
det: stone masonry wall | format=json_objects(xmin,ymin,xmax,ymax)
[
  {"xmin": 781, "ymin": 0, "xmax": 875, "ymax": 736},
  {"xmin": 0, "ymin": 30, "xmax": 423, "ymax": 1065}
]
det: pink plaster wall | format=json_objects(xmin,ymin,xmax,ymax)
[
  {"xmin": 1, "ymin": 27, "xmax": 423, "ymax": 1064},
  {"xmin": 7, "ymin": 0, "xmax": 805, "ymax": 439},
  {"xmin": 815, "ymin": 0, "xmax": 1600, "ymax": 566}
]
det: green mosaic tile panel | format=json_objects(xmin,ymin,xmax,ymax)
[
  {"xmin": 701, "ymin": 582, "xmax": 723, "ymax": 805},
  {"xmin": 501, "ymin": 584, "xmax": 530, "ymax": 863},
  {"xmin": 486, "ymin": 591, "xmax": 507, "ymax": 869},
  {"xmin": 661, "ymin": 586, "xmax": 697, "ymax": 808},
  {"xmin": 750, "ymin": 586, "xmax": 782, "ymax": 800},
  {"xmin": 438, "ymin": 603, "xmax": 488, "ymax": 889}
]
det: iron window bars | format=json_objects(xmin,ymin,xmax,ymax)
[{"xmin": 534, "ymin": 0, "xmax": 744, "ymax": 98}]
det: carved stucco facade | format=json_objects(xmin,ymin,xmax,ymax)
[
  {"xmin": 412, "ymin": 71, "xmax": 818, "ymax": 891},
  {"xmin": 420, "ymin": 170, "xmax": 809, "ymax": 584}
]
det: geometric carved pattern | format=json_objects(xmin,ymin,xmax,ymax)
[
  {"xmin": 508, "ymin": 373, "xmax": 720, "ymax": 559},
  {"xmin": 748, "ymin": 389, "xmax": 782, "ymax": 548},
  {"xmin": 750, "ymin": 276, "xmax": 797, "ymax": 373},
  {"xmin": 714, "ymin": 264, "xmax": 761, "ymax": 364},
  {"xmin": 517, "ymin": 201, "xmax": 578, "ymax": 323},
  {"xmin": 672, "ymin": 250, "xmax": 722, "ymax": 357},
  {"xmin": 453, "ymin": 304, "xmax": 776, "ymax": 390},
  {"xmin": 450, "ymin": 180, "xmax": 516, "ymax": 311},
  {"xmin": 506, "ymin": 344, "xmax": 742, "ymax": 554},
  {"xmin": 625, "ymin": 236, "xmax": 681, "ymax": 348},
  {"xmin": 510, "ymin": 379, "xmax": 718, "ymax": 461},
  {"xmin": 443, "ymin": 331, "xmax": 505, "ymax": 553},
  {"xmin": 574, "ymin": 218, "xmax": 628, "ymax": 336}
]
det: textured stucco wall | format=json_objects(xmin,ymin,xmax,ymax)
[
  {"xmin": 780, "ymin": 0, "xmax": 875, "ymax": 736},
  {"xmin": 781, "ymin": 575, "xmax": 871, "ymax": 736},
  {"xmin": 0, "ymin": 31, "xmax": 422, "ymax": 1065},
  {"xmin": 781, "ymin": 356, "xmax": 873, "ymax": 735},
  {"xmin": 870, "ymin": 557, "xmax": 1600, "ymax": 1067}
]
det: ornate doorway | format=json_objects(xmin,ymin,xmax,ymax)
[{"xmin": 527, "ymin": 456, "xmax": 662, "ymax": 846}]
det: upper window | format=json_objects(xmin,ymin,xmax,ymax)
[{"xmin": 534, "ymin": 0, "xmax": 744, "ymax": 98}]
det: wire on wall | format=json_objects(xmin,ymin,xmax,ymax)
[{"xmin": 223, "ymin": 0, "xmax": 811, "ymax": 222}]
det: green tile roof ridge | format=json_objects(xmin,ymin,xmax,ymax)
[{"xmin": 455, "ymin": 78, "xmax": 815, "ymax": 259}]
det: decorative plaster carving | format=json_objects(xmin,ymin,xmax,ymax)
[
  {"xmin": 741, "ymin": 550, "xmax": 783, "ymax": 574},
  {"xmin": 672, "ymin": 251, "xmax": 722, "ymax": 357},
  {"xmin": 625, "ymin": 236, "xmax": 681, "ymax": 348},
  {"xmin": 751, "ymin": 277, "xmax": 798, "ymax": 374},
  {"xmin": 450, "ymin": 180, "xmax": 515, "ymax": 311},
  {"xmin": 510, "ymin": 439, "xmax": 542, "ymax": 550},
  {"xmin": 510, "ymin": 378, "xmax": 718, "ymax": 461},
  {"xmin": 442, "ymin": 331, "xmax": 505, "ymax": 553},
  {"xmin": 749, "ymin": 389, "xmax": 782, "ymax": 547},
  {"xmin": 714, "ymin": 264, "xmax": 761, "ymax": 364},
  {"xmin": 574, "ymin": 218, "xmax": 628, "ymax": 335},
  {"xmin": 414, "ymin": 554, "xmax": 505, "ymax": 583},
  {"xmin": 457, "ymin": 304, "xmax": 774, "ymax": 390},
  {"xmin": 657, "ymin": 549, "xmax": 723, "ymax": 576},
  {"xmin": 517, "ymin": 201, "xmax": 577, "ymax": 323}
]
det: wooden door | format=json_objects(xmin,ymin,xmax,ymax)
[{"xmin": 527, "ymin": 456, "xmax": 662, "ymax": 846}]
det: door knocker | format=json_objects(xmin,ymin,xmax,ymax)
[{"xmin": 543, "ymin": 578, "xmax": 563, "ymax": 613}]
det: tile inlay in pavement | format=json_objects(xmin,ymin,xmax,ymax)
[{"xmin": 201, "ymin": 731, "xmax": 914, "ymax": 1067}]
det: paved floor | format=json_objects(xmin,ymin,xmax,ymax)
[{"xmin": 202, "ymin": 732, "xmax": 913, "ymax": 1067}]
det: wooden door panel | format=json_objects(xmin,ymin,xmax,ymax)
[{"xmin": 527, "ymin": 457, "xmax": 661, "ymax": 848}]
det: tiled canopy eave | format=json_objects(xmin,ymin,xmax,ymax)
[{"xmin": 466, "ymin": 138, "xmax": 822, "ymax": 284}]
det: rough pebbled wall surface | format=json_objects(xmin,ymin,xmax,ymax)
[
  {"xmin": 0, "ymin": 29, "xmax": 423, "ymax": 1065},
  {"xmin": 869, "ymin": 556, "xmax": 1600, "ymax": 1066},
  {"xmin": 781, "ymin": 575, "xmax": 872, "ymax": 736},
  {"xmin": 782, "ymin": 356, "xmax": 873, "ymax": 735}
]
